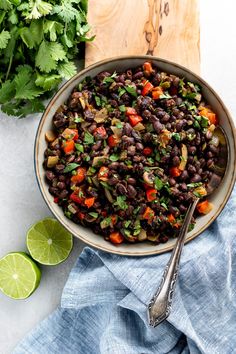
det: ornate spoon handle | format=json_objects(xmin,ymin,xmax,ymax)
[{"xmin": 148, "ymin": 197, "xmax": 199, "ymax": 327}]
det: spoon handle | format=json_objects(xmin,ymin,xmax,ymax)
[{"xmin": 148, "ymin": 197, "xmax": 199, "ymax": 327}]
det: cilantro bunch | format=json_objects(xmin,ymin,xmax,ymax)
[{"xmin": 0, "ymin": 0, "xmax": 92, "ymax": 117}]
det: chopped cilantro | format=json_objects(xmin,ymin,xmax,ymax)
[
  {"xmin": 124, "ymin": 229, "xmax": 131, "ymax": 236},
  {"xmin": 147, "ymin": 157, "xmax": 155, "ymax": 165},
  {"xmin": 187, "ymin": 182, "xmax": 203, "ymax": 188},
  {"xmin": 159, "ymin": 92, "xmax": 172, "ymax": 99},
  {"xmin": 118, "ymin": 87, "xmax": 126, "ymax": 97},
  {"xmin": 124, "ymin": 220, "xmax": 131, "ymax": 228},
  {"xmin": 89, "ymin": 212, "xmax": 99, "ymax": 218},
  {"xmin": 74, "ymin": 116, "xmax": 84, "ymax": 123},
  {"xmin": 100, "ymin": 181, "xmax": 113, "ymax": 191},
  {"xmin": 109, "ymin": 154, "xmax": 120, "ymax": 162},
  {"xmin": 155, "ymin": 151, "xmax": 161, "ymax": 162},
  {"xmin": 114, "ymin": 196, "xmax": 128, "ymax": 210},
  {"xmin": 125, "ymin": 85, "xmax": 137, "ymax": 98},
  {"xmin": 63, "ymin": 163, "xmax": 79, "ymax": 173},
  {"xmin": 94, "ymin": 96, "xmax": 101, "ymax": 106},
  {"xmin": 119, "ymin": 105, "xmax": 126, "ymax": 112},
  {"xmin": 84, "ymin": 131, "xmax": 94, "ymax": 144},
  {"xmin": 100, "ymin": 217, "xmax": 111, "ymax": 229},
  {"xmin": 75, "ymin": 143, "xmax": 84, "ymax": 152},
  {"xmin": 188, "ymin": 223, "xmax": 195, "ymax": 232},
  {"xmin": 161, "ymin": 202, "xmax": 168, "ymax": 210},
  {"xmin": 102, "ymin": 72, "xmax": 117, "ymax": 84},
  {"xmin": 116, "ymin": 121, "xmax": 123, "ymax": 128},
  {"xmin": 154, "ymin": 176, "xmax": 163, "ymax": 191},
  {"xmin": 172, "ymin": 132, "xmax": 181, "ymax": 141}
]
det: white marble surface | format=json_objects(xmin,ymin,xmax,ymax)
[{"xmin": 0, "ymin": 1, "xmax": 236, "ymax": 353}]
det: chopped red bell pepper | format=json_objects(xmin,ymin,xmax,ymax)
[
  {"xmin": 143, "ymin": 62, "xmax": 153, "ymax": 76},
  {"xmin": 108, "ymin": 134, "xmax": 120, "ymax": 147},
  {"xmin": 126, "ymin": 107, "xmax": 137, "ymax": 116},
  {"xmin": 101, "ymin": 210, "xmax": 107, "ymax": 217},
  {"xmin": 71, "ymin": 167, "xmax": 86, "ymax": 184},
  {"xmin": 70, "ymin": 192, "xmax": 83, "ymax": 204},
  {"xmin": 110, "ymin": 232, "xmax": 124, "ymax": 244},
  {"xmin": 94, "ymin": 126, "xmax": 107, "ymax": 138},
  {"xmin": 152, "ymin": 86, "xmax": 163, "ymax": 100},
  {"xmin": 63, "ymin": 140, "xmax": 75, "ymax": 154},
  {"xmin": 98, "ymin": 166, "xmax": 109, "ymax": 181},
  {"xmin": 170, "ymin": 167, "xmax": 181, "ymax": 177},
  {"xmin": 54, "ymin": 197, "xmax": 59, "ymax": 204},
  {"xmin": 143, "ymin": 206, "xmax": 155, "ymax": 220},
  {"xmin": 128, "ymin": 114, "xmax": 143, "ymax": 127},
  {"xmin": 143, "ymin": 147, "xmax": 153, "ymax": 156},
  {"xmin": 84, "ymin": 197, "xmax": 95, "ymax": 208},
  {"xmin": 78, "ymin": 212, "xmax": 85, "ymax": 220},
  {"xmin": 141, "ymin": 81, "xmax": 154, "ymax": 96},
  {"xmin": 146, "ymin": 188, "xmax": 157, "ymax": 202},
  {"xmin": 62, "ymin": 128, "xmax": 78, "ymax": 141},
  {"xmin": 167, "ymin": 214, "xmax": 175, "ymax": 223}
]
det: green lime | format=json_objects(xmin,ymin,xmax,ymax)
[
  {"xmin": 0, "ymin": 252, "xmax": 41, "ymax": 299},
  {"xmin": 26, "ymin": 218, "xmax": 73, "ymax": 265}
]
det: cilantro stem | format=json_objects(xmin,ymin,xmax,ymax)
[{"xmin": 6, "ymin": 54, "xmax": 13, "ymax": 81}]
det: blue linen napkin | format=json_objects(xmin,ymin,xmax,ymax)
[{"xmin": 13, "ymin": 187, "xmax": 236, "ymax": 354}]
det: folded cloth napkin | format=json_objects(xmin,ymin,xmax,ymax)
[{"xmin": 13, "ymin": 187, "xmax": 236, "ymax": 354}]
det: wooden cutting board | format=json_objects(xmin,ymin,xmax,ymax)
[{"xmin": 85, "ymin": 0, "xmax": 200, "ymax": 74}]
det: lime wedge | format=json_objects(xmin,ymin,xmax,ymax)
[
  {"xmin": 26, "ymin": 218, "xmax": 73, "ymax": 265},
  {"xmin": 0, "ymin": 252, "xmax": 41, "ymax": 299}
]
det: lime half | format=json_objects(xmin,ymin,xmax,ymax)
[
  {"xmin": 0, "ymin": 252, "xmax": 41, "ymax": 299},
  {"xmin": 27, "ymin": 218, "xmax": 73, "ymax": 265}
]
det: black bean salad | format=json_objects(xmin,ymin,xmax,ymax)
[{"xmin": 44, "ymin": 61, "xmax": 221, "ymax": 245}]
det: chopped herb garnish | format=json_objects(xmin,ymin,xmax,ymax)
[
  {"xmin": 124, "ymin": 229, "xmax": 131, "ymax": 236},
  {"xmin": 119, "ymin": 105, "xmax": 126, "ymax": 112},
  {"xmin": 124, "ymin": 220, "xmax": 131, "ymax": 228},
  {"xmin": 87, "ymin": 167, "xmax": 96, "ymax": 175},
  {"xmin": 147, "ymin": 157, "xmax": 155, "ymax": 165},
  {"xmin": 118, "ymin": 87, "xmax": 126, "ymax": 97},
  {"xmin": 64, "ymin": 163, "xmax": 79, "ymax": 173},
  {"xmin": 64, "ymin": 211, "xmax": 72, "ymax": 219},
  {"xmin": 75, "ymin": 143, "xmax": 84, "ymax": 152},
  {"xmin": 116, "ymin": 121, "xmax": 123, "ymax": 128},
  {"xmin": 154, "ymin": 176, "xmax": 163, "ymax": 191},
  {"xmin": 160, "ymin": 92, "xmax": 172, "ymax": 99},
  {"xmin": 125, "ymin": 85, "xmax": 137, "ymax": 97},
  {"xmin": 114, "ymin": 196, "xmax": 128, "ymax": 210},
  {"xmin": 172, "ymin": 132, "xmax": 181, "ymax": 141},
  {"xmin": 161, "ymin": 202, "xmax": 168, "ymax": 210},
  {"xmin": 89, "ymin": 212, "xmax": 99, "ymax": 218},
  {"xmin": 84, "ymin": 131, "xmax": 94, "ymax": 145},
  {"xmin": 94, "ymin": 96, "xmax": 101, "ymax": 106},
  {"xmin": 155, "ymin": 151, "xmax": 161, "ymax": 162},
  {"xmin": 78, "ymin": 190, "xmax": 84, "ymax": 198},
  {"xmin": 200, "ymin": 116, "xmax": 209, "ymax": 128},
  {"xmin": 109, "ymin": 154, "xmax": 120, "ymax": 162},
  {"xmin": 100, "ymin": 181, "xmax": 113, "ymax": 191},
  {"xmin": 74, "ymin": 116, "xmax": 84, "ymax": 123},
  {"xmin": 100, "ymin": 217, "xmax": 111, "ymax": 229},
  {"xmin": 187, "ymin": 182, "xmax": 203, "ymax": 188},
  {"xmin": 103, "ymin": 72, "xmax": 117, "ymax": 84},
  {"xmin": 83, "ymin": 155, "xmax": 90, "ymax": 162},
  {"xmin": 134, "ymin": 206, "xmax": 141, "ymax": 214},
  {"xmin": 188, "ymin": 223, "xmax": 195, "ymax": 232},
  {"xmin": 193, "ymin": 120, "xmax": 201, "ymax": 129}
]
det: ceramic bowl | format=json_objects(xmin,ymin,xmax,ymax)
[{"xmin": 35, "ymin": 56, "xmax": 236, "ymax": 256}]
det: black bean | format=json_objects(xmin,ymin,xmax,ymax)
[
  {"xmin": 84, "ymin": 109, "xmax": 95, "ymax": 121},
  {"xmin": 176, "ymin": 120, "xmax": 184, "ymax": 132},
  {"xmin": 180, "ymin": 183, "xmax": 187, "ymax": 192},
  {"xmin": 188, "ymin": 146, "xmax": 197, "ymax": 155},
  {"xmin": 49, "ymin": 186, "xmax": 59, "ymax": 196},
  {"xmin": 207, "ymin": 159, "xmax": 214, "ymax": 168},
  {"xmin": 209, "ymin": 145, "xmax": 219, "ymax": 155},
  {"xmin": 55, "ymin": 164, "xmax": 65, "ymax": 173},
  {"xmin": 142, "ymin": 110, "xmax": 152, "ymax": 119},
  {"xmin": 190, "ymin": 174, "xmax": 202, "ymax": 183},
  {"xmin": 66, "ymin": 155, "xmax": 75, "ymax": 163},
  {"xmin": 206, "ymin": 151, "xmax": 214, "ymax": 158},
  {"xmin": 127, "ymin": 177, "xmax": 136, "ymax": 185},
  {"xmin": 88, "ymin": 124, "xmax": 97, "ymax": 133},
  {"xmin": 179, "ymin": 170, "xmax": 189, "ymax": 181},
  {"xmin": 171, "ymin": 145, "xmax": 179, "ymax": 157},
  {"xmin": 92, "ymin": 140, "xmax": 102, "ymax": 151},
  {"xmin": 153, "ymin": 120, "xmax": 163, "ymax": 133},
  {"xmin": 127, "ymin": 146, "xmax": 136, "ymax": 156},
  {"xmin": 133, "ymin": 71, "xmax": 143, "ymax": 80},
  {"xmin": 57, "ymin": 182, "xmax": 65, "ymax": 190},
  {"xmin": 136, "ymin": 142, "xmax": 144, "ymax": 150},
  {"xmin": 109, "ymin": 162, "xmax": 119, "ymax": 170},
  {"xmin": 122, "ymin": 135, "xmax": 135, "ymax": 145},
  {"xmin": 187, "ymin": 164, "xmax": 196, "ymax": 174},
  {"xmin": 131, "ymin": 130, "xmax": 142, "ymax": 142},
  {"xmin": 172, "ymin": 156, "xmax": 180, "ymax": 167},
  {"xmin": 169, "ymin": 177, "xmax": 176, "ymax": 186},
  {"xmin": 127, "ymin": 185, "xmax": 137, "ymax": 198},
  {"xmin": 53, "ymin": 112, "xmax": 67, "ymax": 128},
  {"xmin": 123, "ymin": 123, "xmax": 133, "ymax": 136},
  {"xmin": 45, "ymin": 171, "xmax": 55, "ymax": 181},
  {"xmin": 179, "ymin": 204, "xmax": 187, "ymax": 213}
]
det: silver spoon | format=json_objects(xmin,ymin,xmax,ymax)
[{"xmin": 148, "ymin": 126, "xmax": 228, "ymax": 327}]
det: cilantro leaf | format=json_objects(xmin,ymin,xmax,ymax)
[
  {"xmin": 43, "ymin": 20, "xmax": 63, "ymax": 41},
  {"xmin": 100, "ymin": 217, "xmax": 111, "ymax": 229},
  {"xmin": 0, "ymin": 0, "xmax": 12, "ymax": 11},
  {"xmin": 84, "ymin": 131, "xmax": 94, "ymax": 144},
  {"xmin": 114, "ymin": 196, "xmax": 128, "ymax": 210},
  {"xmin": 52, "ymin": 1, "xmax": 78, "ymax": 22},
  {"xmin": 0, "ymin": 29, "xmax": 10, "ymax": 49},
  {"xmin": 125, "ymin": 85, "xmax": 137, "ymax": 97},
  {"xmin": 75, "ymin": 143, "xmax": 84, "ymax": 152},
  {"xmin": 14, "ymin": 66, "xmax": 43, "ymax": 100},
  {"xmin": 36, "ymin": 40, "xmax": 66, "ymax": 73},
  {"xmin": 35, "ymin": 72, "xmax": 61, "ymax": 91},
  {"xmin": 64, "ymin": 163, "xmax": 80, "ymax": 173},
  {"xmin": 109, "ymin": 154, "xmax": 119, "ymax": 162},
  {"xmin": 172, "ymin": 132, "xmax": 181, "ymax": 141},
  {"xmin": 89, "ymin": 212, "xmax": 98, "ymax": 218},
  {"xmin": 0, "ymin": 80, "xmax": 15, "ymax": 104},
  {"xmin": 26, "ymin": 0, "xmax": 53, "ymax": 20},
  {"xmin": 58, "ymin": 61, "xmax": 77, "ymax": 79},
  {"xmin": 154, "ymin": 176, "xmax": 163, "ymax": 191}
]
